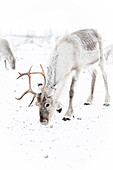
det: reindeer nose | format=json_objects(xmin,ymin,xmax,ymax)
[{"xmin": 41, "ymin": 119, "xmax": 48, "ymax": 125}]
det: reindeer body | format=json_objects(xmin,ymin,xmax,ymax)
[
  {"xmin": 0, "ymin": 39, "xmax": 16, "ymax": 70},
  {"xmin": 35, "ymin": 29, "xmax": 110, "ymax": 124},
  {"xmin": 47, "ymin": 29, "xmax": 100, "ymax": 87},
  {"xmin": 16, "ymin": 29, "xmax": 110, "ymax": 125}
]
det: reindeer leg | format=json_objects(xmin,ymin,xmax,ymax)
[
  {"xmin": 84, "ymin": 69, "xmax": 97, "ymax": 105},
  {"xmin": 63, "ymin": 71, "xmax": 80, "ymax": 121},
  {"xmin": 100, "ymin": 64, "xmax": 110, "ymax": 106}
]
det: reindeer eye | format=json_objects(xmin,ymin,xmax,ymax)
[{"xmin": 45, "ymin": 103, "xmax": 50, "ymax": 108}]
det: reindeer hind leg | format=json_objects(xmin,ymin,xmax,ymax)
[
  {"xmin": 100, "ymin": 64, "xmax": 110, "ymax": 106},
  {"xmin": 84, "ymin": 69, "xmax": 97, "ymax": 105}
]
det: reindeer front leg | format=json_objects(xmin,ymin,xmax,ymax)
[{"xmin": 63, "ymin": 70, "xmax": 80, "ymax": 121}]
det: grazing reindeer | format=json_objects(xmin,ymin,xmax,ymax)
[
  {"xmin": 0, "ymin": 39, "xmax": 16, "ymax": 70},
  {"xmin": 16, "ymin": 29, "xmax": 110, "ymax": 125}
]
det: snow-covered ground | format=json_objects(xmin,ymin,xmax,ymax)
[{"xmin": 0, "ymin": 37, "xmax": 113, "ymax": 170}]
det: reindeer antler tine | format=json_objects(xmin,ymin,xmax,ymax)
[
  {"xmin": 15, "ymin": 90, "xmax": 29, "ymax": 100},
  {"xmin": 40, "ymin": 64, "xmax": 44, "ymax": 73},
  {"xmin": 16, "ymin": 66, "xmax": 33, "ymax": 80},
  {"xmin": 40, "ymin": 64, "xmax": 46, "ymax": 84},
  {"xmin": 29, "ymin": 65, "xmax": 33, "ymax": 73},
  {"xmin": 28, "ymin": 95, "xmax": 36, "ymax": 107},
  {"xmin": 16, "ymin": 72, "xmax": 22, "ymax": 80}
]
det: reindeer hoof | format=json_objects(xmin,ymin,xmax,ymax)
[
  {"xmin": 103, "ymin": 103, "xmax": 110, "ymax": 107},
  {"xmin": 84, "ymin": 102, "xmax": 91, "ymax": 105},
  {"xmin": 62, "ymin": 117, "xmax": 71, "ymax": 121},
  {"xmin": 56, "ymin": 108, "xmax": 62, "ymax": 113}
]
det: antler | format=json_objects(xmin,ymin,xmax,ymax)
[{"xmin": 16, "ymin": 64, "xmax": 46, "ymax": 107}]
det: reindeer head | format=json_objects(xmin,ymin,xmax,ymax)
[
  {"xmin": 7, "ymin": 55, "xmax": 16, "ymax": 70},
  {"xmin": 1, "ymin": 45, "xmax": 16, "ymax": 70},
  {"xmin": 16, "ymin": 65, "xmax": 56, "ymax": 125},
  {"xmin": 36, "ymin": 84, "xmax": 57, "ymax": 125}
]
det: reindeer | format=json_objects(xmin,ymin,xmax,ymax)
[
  {"xmin": 0, "ymin": 39, "xmax": 16, "ymax": 70},
  {"xmin": 16, "ymin": 29, "xmax": 110, "ymax": 125}
]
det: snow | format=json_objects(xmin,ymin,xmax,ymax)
[{"xmin": 0, "ymin": 37, "xmax": 113, "ymax": 170}]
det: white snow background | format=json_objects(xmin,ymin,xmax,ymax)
[{"xmin": 0, "ymin": 0, "xmax": 113, "ymax": 170}]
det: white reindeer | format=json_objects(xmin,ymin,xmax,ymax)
[
  {"xmin": 0, "ymin": 39, "xmax": 16, "ymax": 70},
  {"xmin": 16, "ymin": 29, "xmax": 110, "ymax": 125}
]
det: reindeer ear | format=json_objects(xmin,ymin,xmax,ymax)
[
  {"xmin": 37, "ymin": 83, "xmax": 43, "ymax": 92},
  {"xmin": 36, "ymin": 83, "xmax": 45, "ymax": 105}
]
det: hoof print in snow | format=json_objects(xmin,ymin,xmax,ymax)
[
  {"xmin": 84, "ymin": 102, "xmax": 91, "ymax": 105},
  {"xmin": 62, "ymin": 117, "xmax": 71, "ymax": 121},
  {"xmin": 103, "ymin": 103, "xmax": 110, "ymax": 107},
  {"xmin": 56, "ymin": 108, "xmax": 62, "ymax": 113}
]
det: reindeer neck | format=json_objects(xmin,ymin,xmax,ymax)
[
  {"xmin": 47, "ymin": 65, "xmax": 56, "ymax": 87},
  {"xmin": 46, "ymin": 46, "xmax": 58, "ymax": 88}
]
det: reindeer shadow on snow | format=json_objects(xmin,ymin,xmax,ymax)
[{"xmin": 16, "ymin": 29, "xmax": 110, "ymax": 125}]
